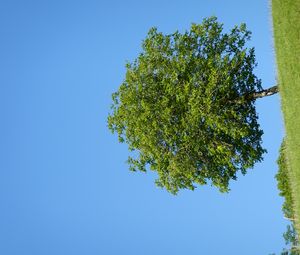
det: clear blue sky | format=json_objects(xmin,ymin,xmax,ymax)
[{"xmin": 0, "ymin": 0, "xmax": 285, "ymax": 254}]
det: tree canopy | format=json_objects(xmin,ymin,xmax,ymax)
[
  {"xmin": 275, "ymin": 139, "xmax": 300, "ymax": 255},
  {"xmin": 108, "ymin": 17, "xmax": 270, "ymax": 194}
]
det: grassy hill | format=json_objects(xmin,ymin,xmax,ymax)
[{"xmin": 272, "ymin": 0, "xmax": 300, "ymax": 234}]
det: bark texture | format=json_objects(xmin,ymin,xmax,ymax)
[
  {"xmin": 250, "ymin": 85, "xmax": 279, "ymax": 100},
  {"xmin": 230, "ymin": 85, "xmax": 279, "ymax": 104}
]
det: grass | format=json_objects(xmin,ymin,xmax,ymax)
[{"xmin": 272, "ymin": 0, "xmax": 300, "ymax": 235}]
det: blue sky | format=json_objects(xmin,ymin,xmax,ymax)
[{"xmin": 0, "ymin": 0, "xmax": 285, "ymax": 254}]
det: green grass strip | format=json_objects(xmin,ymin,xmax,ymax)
[{"xmin": 272, "ymin": 0, "xmax": 300, "ymax": 234}]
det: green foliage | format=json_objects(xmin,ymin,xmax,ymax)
[
  {"xmin": 276, "ymin": 139, "xmax": 294, "ymax": 219},
  {"xmin": 274, "ymin": 139, "xmax": 299, "ymax": 255},
  {"xmin": 272, "ymin": 224, "xmax": 300, "ymax": 255},
  {"xmin": 108, "ymin": 17, "xmax": 266, "ymax": 194},
  {"xmin": 284, "ymin": 224, "xmax": 299, "ymax": 248}
]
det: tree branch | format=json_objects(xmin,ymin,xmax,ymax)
[
  {"xmin": 248, "ymin": 85, "xmax": 279, "ymax": 100},
  {"xmin": 228, "ymin": 85, "xmax": 279, "ymax": 104}
]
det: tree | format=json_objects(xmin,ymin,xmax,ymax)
[
  {"xmin": 273, "ymin": 139, "xmax": 300, "ymax": 255},
  {"xmin": 108, "ymin": 17, "xmax": 278, "ymax": 194},
  {"xmin": 283, "ymin": 224, "xmax": 299, "ymax": 254},
  {"xmin": 276, "ymin": 139, "xmax": 295, "ymax": 220}
]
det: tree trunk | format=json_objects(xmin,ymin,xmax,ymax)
[
  {"xmin": 250, "ymin": 85, "xmax": 279, "ymax": 100},
  {"xmin": 230, "ymin": 85, "xmax": 279, "ymax": 104}
]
